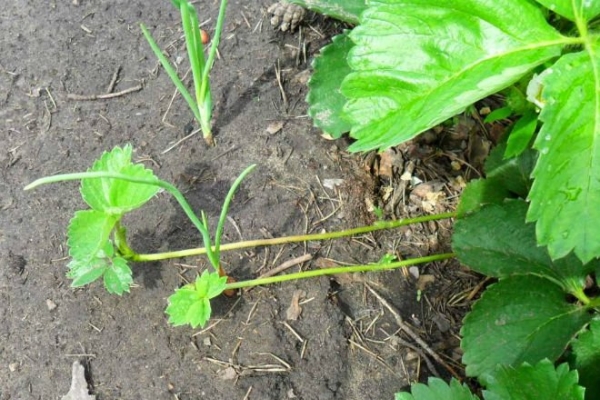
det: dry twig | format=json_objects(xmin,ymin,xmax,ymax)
[{"xmin": 365, "ymin": 284, "xmax": 461, "ymax": 380}]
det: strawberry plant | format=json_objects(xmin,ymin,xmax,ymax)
[
  {"xmin": 26, "ymin": 145, "xmax": 455, "ymax": 329},
  {"xmin": 305, "ymin": 0, "xmax": 600, "ymax": 263},
  {"xmin": 290, "ymin": 0, "xmax": 600, "ymax": 397}
]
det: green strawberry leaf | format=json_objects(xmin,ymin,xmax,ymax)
[
  {"xmin": 485, "ymin": 143, "xmax": 536, "ymax": 198},
  {"xmin": 571, "ymin": 319, "xmax": 600, "ymax": 400},
  {"xmin": 483, "ymin": 360, "xmax": 584, "ymax": 400},
  {"xmin": 341, "ymin": 0, "xmax": 564, "ymax": 152},
  {"xmin": 68, "ymin": 256, "xmax": 110, "ymax": 287},
  {"xmin": 504, "ymin": 111, "xmax": 538, "ymax": 159},
  {"xmin": 103, "ymin": 257, "xmax": 133, "ymax": 295},
  {"xmin": 289, "ymin": 0, "xmax": 367, "ymax": 24},
  {"xmin": 483, "ymin": 107, "xmax": 513, "ymax": 123},
  {"xmin": 307, "ymin": 32, "xmax": 353, "ymax": 139},
  {"xmin": 81, "ymin": 144, "xmax": 160, "ymax": 215},
  {"xmin": 165, "ymin": 270, "xmax": 227, "ymax": 328},
  {"xmin": 453, "ymin": 200, "xmax": 597, "ymax": 286},
  {"xmin": 527, "ymin": 49, "xmax": 600, "ymax": 263},
  {"xmin": 395, "ymin": 377, "xmax": 478, "ymax": 400},
  {"xmin": 456, "ymin": 179, "xmax": 510, "ymax": 217},
  {"xmin": 533, "ymin": 0, "xmax": 600, "ymax": 21},
  {"xmin": 67, "ymin": 210, "xmax": 118, "ymax": 260},
  {"xmin": 461, "ymin": 275, "xmax": 592, "ymax": 377}
]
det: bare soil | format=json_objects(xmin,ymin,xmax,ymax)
[{"xmin": 0, "ymin": 1, "xmax": 482, "ymax": 398}]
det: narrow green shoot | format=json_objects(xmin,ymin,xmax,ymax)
[{"xmin": 141, "ymin": 0, "xmax": 229, "ymax": 145}]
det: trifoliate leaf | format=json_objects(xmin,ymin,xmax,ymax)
[
  {"xmin": 527, "ymin": 50, "xmax": 600, "ymax": 263},
  {"xmin": 483, "ymin": 360, "xmax": 584, "ymax": 400},
  {"xmin": 67, "ymin": 210, "xmax": 118, "ymax": 261},
  {"xmin": 461, "ymin": 275, "xmax": 592, "ymax": 377},
  {"xmin": 68, "ymin": 257, "xmax": 109, "ymax": 287},
  {"xmin": 504, "ymin": 111, "xmax": 538, "ymax": 159},
  {"xmin": 453, "ymin": 200, "xmax": 597, "ymax": 286},
  {"xmin": 341, "ymin": 0, "xmax": 564, "ymax": 152},
  {"xmin": 103, "ymin": 257, "xmax": 133, "ymax": 295},
  {"xmin": 395, "ymin": 378, "xmax": 478, "ymax": 400},
  {"xmin": 571, "ymin": 319, "xmax": 600, "ymax": 400},
  {"xmin": 165, "ymin": 270, "xmax": 227, "ymax": 328},
  {"xmin": 81, "ymin": 145, "xmax": 159, "ymax": 215},
  {"xmin": 307, "ymin": 32, "xmax": 353, "ymax": 139},
  {"xmin": 289, "ymin": 0, "xmax": 366, "ymax": 24},
  {"xmin": 533, "ymin": 0, "xmax": 600, "ymax": 21}
]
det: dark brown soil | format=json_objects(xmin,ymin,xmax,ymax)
[{"xmin": 0, "ymin": 1, "xmax": 479, "ymax": 399}]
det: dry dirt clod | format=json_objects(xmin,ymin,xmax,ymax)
[{"xmin": 267, "ymin": 1, "xmax": 306, "ymax": 31}]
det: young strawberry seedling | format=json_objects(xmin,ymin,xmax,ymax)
[
  {"xmin": 26, "ymin": 145, "xmax": 455, "ymax": 328},
  {"xmin": 141, "ymin": 0, "xmax": 228, "ymax": 145}
]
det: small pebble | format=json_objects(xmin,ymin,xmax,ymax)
[{"xmin": 46, "ymin": 299, "xmax": 57, "ymax": 311}]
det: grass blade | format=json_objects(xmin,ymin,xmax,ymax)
[{"xmin": 140, "ymin": 23, "xmax": 202, "ymax": 124}]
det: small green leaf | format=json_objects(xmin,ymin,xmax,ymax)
[
  {"xmin": 103, "ymin": 257, "xmax": 133, "ymax": 295},
  {"xmin": 378, "ymin": 253, "xmax": 397, "ymax": 265},
  {"xmin": 67, "ymin": 210, "xmax": 118, "ymax": 260},
  {"xmin": 456, "ymin": 178, "xmax": 510, "ymax": 217},
  {"xmin": 527, "ymin": 50, "xmax": 600, "ymax": 263},
  {"xmin": 81, "ymin": 145, "xmax": 160, "ymax": 215},
  {"xmin": 483, "ymin": 360, "xmax": 584, "ymax": 400},
  {"xmin": 571, "ymin": 319, "xmax": 600, "ymax": 400},
  {"xmin": 307, "ymin": 32, "xmax": 353, "ymax": 139},
  {"xmin": 165, "ymin": 270, "xmax": 227, "ymax": 328},
  {"xmin": 504, "ymin": 111, "xmax": 538, "ymax": 159},
  {"xmin": 454, "ymin": 200, "xmax": 596, "ymax": 285},
  {"xmin": 484, "ymin": 107, "xmax": 513, "ymax": 123},
  {"xmin": 505, "ymin": 85, "xmax": 533, "ymax": 115},
  {"xmin": 289, "ymin": 0, "xmax": 367, "ymax": 24},
  {"xmin": 342, "ymin": 0, "xmax": 564, "ymax": 151},
  {"xmin": 395, "ymin": 377, "xmax": 478, "ymax": 400},
  {"xmin": 68, "ymin": 257, "xmax": 109, "ymax": 287},
  {"xmin": 186, "ymin": 297, "xmax": 212, "ymax": 328},
  {"xmin": 461, "ymin": 275, "xmax": 592, "ymax": 377},
  {"xmin": 533, "ymin": 0, "xmax": 600, "ymax": 21},
  {"xmin": 485, "ymin": 143, "xmax": 536, "ymax": 198}
]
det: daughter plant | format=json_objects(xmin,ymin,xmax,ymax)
[{"xmin": 25, "ymin": 144, "xmax": 455, "ymax": 329}]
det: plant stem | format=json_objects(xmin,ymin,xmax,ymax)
[
  {"xmin": 114, "ymin": 221, "xmax": 136, "ymax": 259},
  {"xmin": 224, "ymin": 253, "xmax": 456, "ymax": 290},
  {"xmin": 132, "ymin": 212, "xmax": 456, "ymax": 261}
]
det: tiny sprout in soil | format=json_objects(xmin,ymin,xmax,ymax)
[
  {"xmin": 25, "ymin": 144, "xmax": 455, "ymax": 329},
  {"xmin": 141, "ymin": 0, "xmax": 228, "ymax": 146}
]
